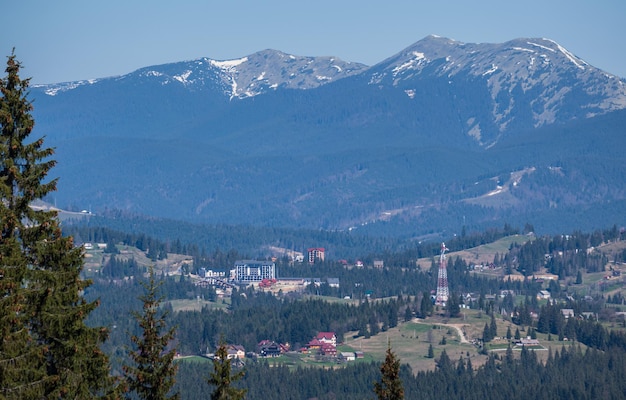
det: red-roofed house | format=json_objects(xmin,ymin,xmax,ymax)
[
  {"xmin": 307, "ymin": 339, "xmax": 323, "ymax": 351},
  {"xmin": 315, "ymin": 332, "xmax": 337, "ymax": 347}
]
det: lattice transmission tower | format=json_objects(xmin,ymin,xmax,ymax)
[{"xmin": 434, "ymin": 242, "xmax": 449, "ymax": 306}]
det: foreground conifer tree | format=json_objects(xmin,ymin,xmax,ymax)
[
  {"xmin": 0, "ymin": 51, "xmax": 115, "ymax": 398},
  {"xmin": 373, "ymin": 342, "xmax": 404, "ymax": 400},
  {"xmin": 207, "ymin": 341, "xmax": 246, "ymax": 400},
  {"xmin": 124, "ymin": 265, "xmax": 179, "ymax": 399}
]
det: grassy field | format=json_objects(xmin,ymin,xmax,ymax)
[
  {"xmin": 172, "ymin": 312, "xmax": 597, "ymax": 374},
  {"xmin": 343, "ymin": 312, "xmax": 488, "ymax": 372},
  {"xmin": 252, "ymin": 305, "xmax": 607, "ymax": 373},
  {"xmin": 167, "ymin": 298, "xmax": 229, "ymax": 312},
  {"xmin": 82, "ymin": 244, "xmax": 194, "ymax": 278},
  {"xmin": 415, "ymin": 234, "xmax": 532, "ymax": 270},
  {"xmin": 175, "ymin": 355, "xmax": 212, "ymax": 364}
]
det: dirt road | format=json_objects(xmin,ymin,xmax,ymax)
[{"xmin": 437, "ymin": 323, "xmax": 470, "ymax": 344}]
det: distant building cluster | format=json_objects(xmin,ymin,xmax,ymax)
[
  {"xmin": 206, "ymin": 332, "xmax": 364, "ymax": 363},
  {"xmin": 82, "ymin": 243, "xmax": 107, "ymax": 251},
  {"xmin": 197, "ymin": 268, "xmax": 226, "ymax": 279}
]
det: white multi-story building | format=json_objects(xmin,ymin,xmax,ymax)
[{"xmin": 233, "ymin": 260, "xmax": 275, "ymax": 283}]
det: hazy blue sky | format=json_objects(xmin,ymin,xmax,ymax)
[{"xmin": 2, "ymin": 0, "xmax": 625, "ymax": 84}]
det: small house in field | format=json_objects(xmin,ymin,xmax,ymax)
[
  {"xmin": 257, "ymin": 340, "xmax": 282, "ymax": 357},
  {"xmin": 537, "ymin": 290, "xmax": 551, "ymax": 300},
  {"xmin": 339, "ymin": 352, "xmax": 356, "ymax": 362},
  {"xmin": 517, "ymin": 338, "xmax": 540, "ymax": 346},
  {"xmin": 227, "ymin": 344, "xmax": 245, "ymax": 360},
  {"xmin": 326, "ymin": 278, "xmax": 340, "ymax": 288}
]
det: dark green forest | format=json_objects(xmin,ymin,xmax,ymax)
[
  {"xmin": 84, "ymin": 276, "xmax": 626, "ymax": 399},
  {"xmin": 73, "ymin": 221, "xmax": 626, "ymax": 398},
  {"xmin": 172, "ymin": 344, "xmax": 626, "ymax": 400}
]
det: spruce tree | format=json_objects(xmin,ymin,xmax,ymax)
[
  {"xmin": 446, "ymin": 292, "xmax": 461, "ymax": 318},
  {"xmin": 575, "ymin": 270, "xmax": 583, "ymax": 284},
  {"xmin": 489, "ymin": 314, "xmax": 498, "ymax": 339},
  {"xmin": 207, "ymin": 341, "xmax": 246, "ymax": 400},
  {"xmin": 0, "ymin": 50, "xmax": 115, "ymax": 398},
  {"xmin": 373, "ymin": 342, "xmax": 404, "ymax": 400},
  {"xmin": 483, "ymin": 323, "xmax": 492, "ymax": 342},
  {"xmin": 403, "ymin": 306, "xmax": 413, "ymax": 322},
  {"xmin": 124, "ymin": 265, "xmax": 179, "ymax": 399},
  {"xmin": 0, "ymin": 49, "xmax": 48, "ymax": 399},
  {"xmin": 420, "ymin": 291, "xmax": 433, "ymax": 318}
]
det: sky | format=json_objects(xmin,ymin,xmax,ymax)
[{"xmin": 2, "ymin": 0, "xmax": 625, "ymax": 84}]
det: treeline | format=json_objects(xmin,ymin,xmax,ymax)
[
  {"xmin": 65, "ymin": 225, "xmax": 183, "ymax": 261},
  {"xmin": 67, "ymin": 219, "xmax": 625, "ymax": 283},
  {"xmin": 86, "ymin": 280, "xmax": 413, "ymax": 370},
  {"xmin": 536, "ymin": 301, "xmax": 626, "ymax": 350},
  {"xmin": 65, "ymin": 217, "xmax": 537, "ymax": 266},
  {"xmin": 275, "ymin": 255, "xmax": 542, "ymax": 300},
  {"xmin": 63, "ymin": 212, "xmax": 407, "ymax": 261},
  {"xmin": 65, "ymin": 220, "xmax": 524, "ymax": 275},
  {"xmin": 167, "ymin": 291, "xmax": 407, "ymax": 355},
  {"xmin": 500, "ymin": 225, "xmax": 623, "ymax": 277},
  {"xmin": 171, "ymin": 342, "xmax": 626, "ymax": 400}
]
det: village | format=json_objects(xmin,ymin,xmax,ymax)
[{"xmin": 200, "ymin": 332, "xmax": 365, "ymax": 365}]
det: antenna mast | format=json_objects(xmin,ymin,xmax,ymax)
[{"xmin": 434, "ymin": 242, "xmax": 449, "ymax": 306}]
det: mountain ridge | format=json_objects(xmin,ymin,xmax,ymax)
[
  {"xmin": 34, "ymin": 35, "xmax": 626, "ymax": 147},
  {"xmin": 28, "ymin": 36, "xmax": 626, "ymax": 236}
]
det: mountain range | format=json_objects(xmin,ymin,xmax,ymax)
[{"xmin": 30, "ymin": 35, "xmax": 626, "ymax": 238}]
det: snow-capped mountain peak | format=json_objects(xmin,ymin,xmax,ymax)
[
  {"xmin": 369, "ymin": 35, "xmax": 626, "ymax": 145},
  {"xmin": 204, "ymin": 49, "xmax": 368, "ymax": 99},
  {"xmin": 37, "ymin": 50, "xmax": 368, "ymax": 100}
]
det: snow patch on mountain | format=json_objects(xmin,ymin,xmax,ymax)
[
  {"xmin": 209, "ymin": 57, "xmax": 248, "ymax": 70},
  {"xmin": 37, "ymin": 79, "xmax": 99, "ymax": 96},
  {"xmin": 511, "ymin": 47, "xmax": 535, "ymax": 53},
  {"xmin": 482, "ymin": 64, "xmax": 498, "ymax": 76},
  {"xmin": 173, "ymin": 70, "xmax": 193, "ymax": 84},
  {"xmin": 527, "ymin": 40, "xmax": 555, "ymax": 53},
  {"xmin": 546, "ymin": 39, "xmax": 587, "ymax": 70},
  {"xmin": 392, "ymin": 52, "xmax": 427, "ymax": 76}
]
